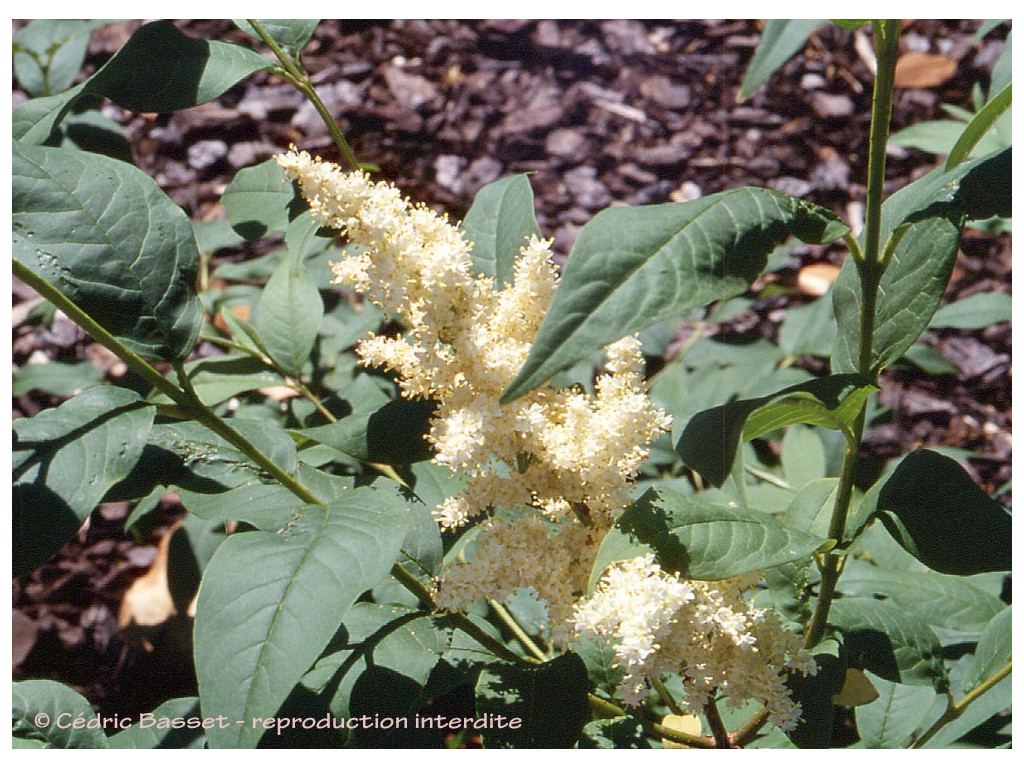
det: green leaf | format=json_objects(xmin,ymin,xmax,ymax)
[
  {"xmin": 13, "ymin": 141, "xmax": 203, "ymax": 362},
  {"xmin": 837, "ymin": 566, "xmax": 1006, "ymax": 638},
  {"xmin": 739, "ymin": 20, "xmax": 823, "ymax": 100},
  {"xmin": 111, "ymin": 417, "xmax": 300, "ymax": 501},
  {"xmin": 256, "ymin": 251, "xmax": 324, "ymax": 377},
  {"xmin": 855, "ymin": 672, "xmax": 937, "ymax": 748},
  {"xmin": 576, "ymin": 716, "xmax": 650, "ymax": 749},
  {"xmin": 964, "ymin": 605, "xmax": 1012, "ymax": 692},
  {"xmin": 923, "ymin": 653, "xmax": 1012, "ymax": 748},
  {"xmin": 571, "ymin": 633, "xmax": 624, "ymax": 699},
  {"xmin": 832, "ymin": 147, "xmax": 1011, "ymax": 375},
  {"xmin": 194, "ymin": 488, "xmax": 412, "ymax": 749},
  {"xmin": 297, "ymin": 398, "xmax": 436, "ymax": 465},
  {"xmin": 233, "ymin": 19, "xmax": 320, "ymax": 56},
  {"xmin": 778, "ymin": 293, "xmax": 836, "ymax": 358},
  {"xmin": 299, "ymin": 603, "xmax": 448, "ymax": 747},
  {"xmin": 12, "ymin": 680, "xmax": 109, "ymax": 748},
  {"xmin": 946, "ymin": 83, "xmax": 1012, "ymax": 170},
  {"xmin": 474, "ymin": 652, "xmax": 590, "ymax": 748},
  {"xmin": 828, "ymin": 598, "xmax": 947, "ymax": 689},
  {"xmin": 870, "ymin": 449, "xmax": 1011, "ymax": 575},
  {"xmin": 784, "ymin": 640, "xmax": 847, "ymax": 749},
  {"xmin": 87, "ymin": 21, "xmax": 272, "ymax": 112},
  {"xmin": 461, "ymin": 174, "xmax": 542, "ymax": 287},
  {"xmin": 222, "ymin": 159, "xmax": 305, "ymax": 240},
  {"xmin": 899, "ymin": 342, "xmax": 961, "ymax": 375},
  {"xmin": 13, "ymin": 20, "xmax": 106, "ymax": 97},
  {"xmin": 13, "ymin": 387, "xmax": 154, "ymax": 576},
  {"xmin": 676, "ymin": 374, "xmax": 876, "ymax": 487},
  {"xmin": 591, "ymin": 487, "xmax": 827, "ymax": 587},
  {"xmin": 12, "ymin": 360, "xmax": 105, "ymax": 397},
  {"xmin": 929, "ymin": 291, "xmax": 1012, "ymax": 329},
  {"xmin": 107, "ymin": 697, "xmax": 206, "ymax": 749},
  {"xmin": 781, "ymin": 424, "xmax": 826, "ymax": 489},
  {"xmin": 501, "ymin": 188, "xmax": 849, "ymax": 402},
  {"xmin": 12, "ymin": 86, "xmax": 87, "ymax": 144}
]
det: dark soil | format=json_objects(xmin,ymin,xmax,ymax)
[{"xmin": 12, "ymin": 19, "xmax": 1012, "ymax": 730}]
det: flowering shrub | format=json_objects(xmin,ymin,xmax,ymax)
[{"xmin": 13, "ymin": 20, "xmax": 1011, "ymax": 749}]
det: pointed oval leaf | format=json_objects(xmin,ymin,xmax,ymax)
[
  {"xmin": 13, "ymin": 387, "xmax": 154, "ymax": 576},
  {"xmin": 13, "ymin": 141, "xmax": 203, "ymax": 361},
  {"xmin": 474, "ymin": 652, "xmax": 590, "ymax": 748},
  {"xmin": 502, "ymin": 188, "xmax": 848, "ymax": 402},
  {"xmin": 964, "ymin": 605, "xmax": 1012, "ymax": 693},
  {"xmin": 461, "ymin": 173, "xmax": 542, "ymax": 286},
  {"xmin": 739, "ymin": 19, "xmax": 823, "ymax": 100},
  {"xmin": 194, "ymin": 488, "xmax": 412, "ymax": 749},
  {"xmin": 855, "ymin": 672, "xmax": 937, "ymax": 748},
  {"xmin": 832, "ymin": 147, "xmax": 1011, "ymax": 374},
  {"xmin": 13, "ymin": 680, "xmax": 109, "ymax": 748},
  {"xmin": 829, "ymin": 598, "xmax": 947, "ymax": 689},
  {"xmin": 222, "ymin": 159, "xmax": 305, "ymax": 240},
  {"xmin": 87, "ymin": 20, "xmax": 272, "ymax": 112},
  {"xmin": 676, "ymin": 374, "xmax": 876, "ymax": 488},
  {"xmin": 591, "ymin": 487, "xmax": 827, "ymax": 587},
  {"xmin": 874, "ymin": 449, "xmax": 1011, "ymax": 574},
  {"xmin": 256, "ymin": 253, "xmax": 324, "ymax": 377},
  {"xmin": 107, "ymin": 697, "xmax": 206, "ymax": 749}
]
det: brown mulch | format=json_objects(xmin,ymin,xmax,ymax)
[{"xmin": 12, "ymin": 19, "xmax": 1011, "ymax": 724}]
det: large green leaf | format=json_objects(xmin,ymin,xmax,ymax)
[
  {"xmin": 828, "ymin": 598, "xmax": 947, "ymax": 689},
  {"xmin": 929, "ymin": 291, "xmax": 1012, "ymax": 329},
  {"xmin": 922, "ymin": 653, "xmax": 1012, "ymax": 748},
  {"xmin": 675, "ymin": 374, "xmax": 876, "ymax": 488},
  {"xmin": 256, "ymin": 251, "xmax": 324, "ymax": 377},
  {"xmin": 13, "ymin": 387, "xmax": 154, "ymax": 576},
  {"xmin": 222, "ymin": 159, "xmax": 305, "ymax": 240},
  {"xmin": 107, "ymin": 697, "xmax": 207, "ymax": 749},
  {"xmin": 461, "ymin": 174, "xmax": 542, "ymax": 287},
  {"xmin": 87, "ymin": 20, "xmax": 271, "ymax": 112},
  {"xmin": 474, "ymin": 652, "xmax": 590, "ymax": 748},
  {"xmin": 868, "ymin": 449, "xmax": 1011, "ymax": 575},
  {"xmin": 946, "ymin": 83, "xmax": 1012, "ymax": 170},
  {"xmin": 13, "ymin": 680, "xmax": 109, "ymax": 749},
  {"xmin": 194, "ymin": 488, "xmax": 411, "ymax": 749},
  {"xmin": 233, "ymin": 19, "xmax": 320, "ymax": 56},
  {"xmin": 14, "ymin": 22, "xmax": 271, "ymax": 145},
  {"xmin": 591, "ymin": 487, "xmax": 827, "ymax": 587},
  {"xmin": 13, "ymin": 141, "xmax": 203, "ymax": 361},
  {"xmin": 832, "ymin": 147, "xmax": 1011, "ymax": 375},
  {"xmin": 837, "ymin": 566, "xmax": 1006, "ymax": 638},
  {"xmin": 855, "ymin": 673, "xmax": 937, "ymax": 748},
  {"xmin": 148, "ymin": 353, "xmax": 285, "ymax": 407},
  {"xmin": 501, "ymin": 188, "xmax": 848, "ymax": 401},
  {"xmin": 963, "ymin": 605, "xmax": 1012, "ymax": 692},
  {"xmin": 298, "ymin": 603, "xmax": 449, "ymax": 748},
  {"xmin": 296, "ymin": 398, "xmax": 436, "ymax": 465},
  {"xmin": 738, "ymin": 19, "xmax": 823, "ymax": 101}
]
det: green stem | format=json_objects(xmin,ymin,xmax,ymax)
[
  {"xmin": 802, "ymin": 18, "xmax": 900, "ymax": 651},
  {"xmin": 910, "ymin": 661, "xmax": 1012, "ymax": 748},
  {"xmin": 488, "ymin": 599, "xmax": 550, "ymax": 662},
  {"xmin": 704, "ymin": 696, "xmax": 733, "ymax": 748},
  {"xmin": 652, "ymin": 677, "xmax": 684, "ymax": 716},
  {"xmin": 248, "ymin": 19, "xmax": 361, "ymax": 172}
]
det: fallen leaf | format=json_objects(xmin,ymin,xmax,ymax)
[
  {"xmin": 797, "ymin": 263, "xmax": 841, "ymax": 296},
  {"xmin": 894, "ymin": 52, "xmax": 957, "ymax": 89}
]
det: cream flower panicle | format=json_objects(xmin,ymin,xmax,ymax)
[
  {"xmin": 276, "ymin": 149, "xmax": 809, "ymax": 721},
  {"xmin": 573, "ymin": 555, "xmax": 816, "ymax": 730}
]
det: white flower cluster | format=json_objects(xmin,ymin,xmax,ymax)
[
  {"xmin": 276, "ymin": 150, "xmax": 811, "ymax": 723},
  {"xmin": 574, "ymin": 555, "xmax": 816, "ymax": 731}
]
